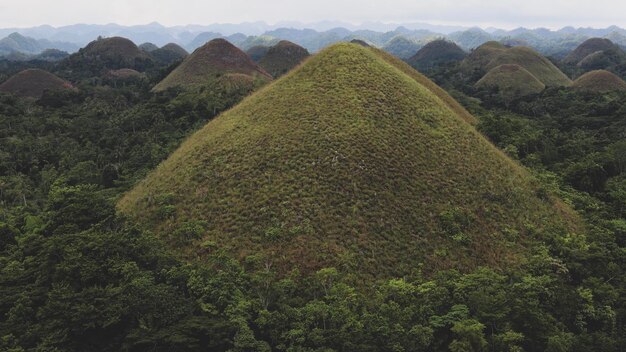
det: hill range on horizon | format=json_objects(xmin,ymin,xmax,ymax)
[{"xmin": 2, "ymin": 21, "xmax": 626, "ymax": 60}]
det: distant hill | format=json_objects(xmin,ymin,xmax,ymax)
[
  {"xmin": 0, "ymin": 32, "xmax": 78, "ymax": 56},
  {"xmin": 60, "ymin": 37, "xmax": 154, "ymax": 77},
  {"xmin": 563, "ymin": 38, "xmax": 619, "ymax": 64},
  {"xmin": 463, "ymin": 42, "xmax": 572, "ymax": 86},
  {"xmin": 350, "ymin": 39, "xmax": 371, "ymax": 47},
  {"xmin": 572, "ymin": 69, "xmax": 626, "ymax": 92},
  {"xmin": 34, "ymin": 49, "xmax": 69, "ymax": 61},
  {"xmin": 475, "ymin": 64, "xmax": 546, "ymax": 99},
  {"xmin": 449, "ymin": 28, "xmax": 494, "ymax": 50},
  {"xmin": 577, "ymin": 48, "xmax": 626, "ymax": 70},
  {"xmin": 258, "ymin": 40, "xmax": 309, "ymax": 78},
  {"xmin": 153, "ymin": 38, "xmax": 272, "ymax": 91},
  {"xmin": 119, "ymin": 43, "xmax": 578, "ymax": 279},
  {"xmin": 0, "ymin": 69, "xmax": 73, "ymax": 98},
  {"xmin": 139, "ymin": 42, "xmax": 159, "ymax": 52},
  {"xmin": 407, "ymin": 39, "xmax": 466, "ymax": 70},
  {"xmin": 382, "ymin": 36, "xmax": 422, "ymax": 59},
  {"xmin": 150, "ymin": 43, "xmax": 188, "ymax": 66},
  {"xmin": 246, "ymin": 45, "xmax": 270, "ymax": 62}
]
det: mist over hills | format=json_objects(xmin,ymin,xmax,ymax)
[{"xmin": 2, "ymin": 21, "xmax": 626, "ymax": 60}]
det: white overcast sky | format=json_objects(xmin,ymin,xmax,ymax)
[{"xmin": 0, "ymin": 0, "xmax": 623, "ymax": 29}]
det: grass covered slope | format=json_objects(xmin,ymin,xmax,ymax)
[
  {"xmin": 119, "ymin": 43, "xmax": 579, "ymax": 279},
  {"xmin": 572, "ymin": 69, "xmax": 626, "ymax": 92},
  {"xmin": 258, "ymin": 40, "xmax": 310, "ymax": 78},
  {"xmin": 371, "ymin": 47, "xmax": 477, "ymax": 125},
  {"xmin": 153, "ymin": 38, "xmax": 272, "ymax": 91},
  {"xmin": 463, "ymin": 42, "xmax": 572, "ymax": 87},
  {"xmin": 476, "ymin": 64, "xmax": 546, "ymax": 98},
  {"xmin": 407, "ymin": 39, "xmax": 466, "ymax": 70},
  {"xmin": 0, "ymin": 69, "xmax": 73, "ymax": 98}
]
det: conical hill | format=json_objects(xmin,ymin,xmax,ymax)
[
  {"xmin": 0, "ymin": 69, "xmax": 74, "ymax": 98},
  {"xmin": 153, "ymin": 38, "xmax": 272, "ymax": 91},
  {"xmin": 119, "ymin": 43, "xmax": 579, "ymax": 279}
]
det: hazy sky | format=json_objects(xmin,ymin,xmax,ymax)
[{"xmin": 0, "ymin": 0, "xmax": 624, "ymax": 29}]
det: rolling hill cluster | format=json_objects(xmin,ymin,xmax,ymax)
[{"xmin": 0, "ymin": 26, "xmax": 625, "ymax": 352}]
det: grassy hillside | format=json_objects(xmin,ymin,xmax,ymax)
[
  {"xmin": 572, "ymin": 69, "xmax": 626, "ymax": 92},
  {"xmin": 153, "ymin": 38, "xmax": 272, "ymax": 91},
  {"xmin": 407, "ymin": 39, "xmax": 466, "ymax": 70},
  {"xmin": 463, "ymin": 42, "xmax": 572, "ymax": 86},
  {"xmin": 119, "ymin": 43, "xmax": 579, "ymax": 279},
  {"xmin": 476, "ymin": 64, "xmax": 545, "ymax": 99},
  {"xmin": 258, "ymin": 40, "xmax": 310, "ymax": 78},
  {"xmin": 371, "ymin": 47, "xmax": 477, "ymax": 125},
  {"xmin": 0, "ymin": 68, "xmax": 73, "ymax": 98}
]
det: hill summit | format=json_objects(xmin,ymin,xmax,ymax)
[
  {"xmin": 0, "ymin": 69, "xmax": 73, "ymax": 98},
  {"xmin": 407, "ymin": 39, "xmax": 466, "ymax": 70},
  {"xmin": 572, "ymin": 69, "xmax": 626, "ymax": 92},
  {"xmin": 119, "ymin": 43, "xmax": 579, "ymax": 279},
  {"xmin": 75, "ymin": 37, "xmax": 150, "ymax": 65},
  {"xmin": 258, "ymin": 40, "xmax": 310, "ymax": 78},
  {"xmin": 463, "ymin": 42, "xmax": 572, "ymax": 87},
  {"xmin": 153, "ymin": 38, "xmax": 272, "ymax": 91}
]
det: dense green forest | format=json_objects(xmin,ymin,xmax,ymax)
[{"xmin": 1, "ymin": 41, "xmax": 625, "ymax": 352}]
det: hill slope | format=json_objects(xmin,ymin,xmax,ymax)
[
  {"xmin": 154, "ymin": 38, "xmax": 272, "ymax": 91},
  {"xmin": 119, "ymin": 43, "xmax": 578, "ymax": 279},
  {"xmin": 0, "ymin": 69, "xmax": 73, "ymax": 98},
  {"xmin": 258, "ymin": 40, "xmax": 310, "ymax": 78},
  {"xmin": 407, "ymin": 39, "xmax": 466, "ymax": 70},
  {"xmin": 572, "ymin": 69, "xmax": 626, "ymax": 92},
  {"xmin": 476, "ymin": 64, "xmax": 545, "ymax": 99},
  {"xmin": 463, "ymin": 43, "xmax": 572, "ymax": 86}
]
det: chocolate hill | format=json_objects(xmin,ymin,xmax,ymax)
[
  {"xmin": 258, "ymin": 40, "xmax": 310, "ymax": 78},
  {"xmin": 119, "ymin": 43, "xmax": 579, "ymax": 279},
  {"xmin": 0, "ymin": 69, "xmax": 74, "ymax": 98},
  {"xmin": 153, "ymin": 38, "xmax": 272, "ymax": 91}
]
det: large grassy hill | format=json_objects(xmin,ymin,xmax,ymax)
[
  {"xmin": 119, "ymin": 43, "xmax": 580, "ymax": 280},
  {"xmin": 153, "ymin": 38, "xmax": 272, "ymax": 91},
  {"xmin": 0, "ymin": 68, "xmax": 74, "ymax": 98},
  {"xmin": 463, "ymin": 42, "xmax": 572, "ymax": 87}
]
